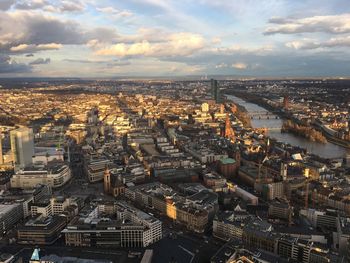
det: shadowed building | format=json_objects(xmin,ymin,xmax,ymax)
[
  {"xmin": 17, "ymin": 215, "xmax": 67, "ymax": 245},
  {"xmin": 218, "ymin": 157, "xmax": 239, "ymax": 178},
  {"xmin": 103, "ymin": 167, "xmax": 125, "ymax": 197},
  {"xmin": 211, "ymin": 79, "xmax": 220, "ymax": 103},
  {"xmin": 10, "ymin": 127, "xmax": 34, "ymax": 168}
]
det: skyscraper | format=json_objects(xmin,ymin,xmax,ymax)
[
  {"xmin": 10, "ymin": 127, "xmax": 34, "ymax": 168},
  {"xmin": 211, "ymin": 79, "xmax": 220, "ymax": 103}
]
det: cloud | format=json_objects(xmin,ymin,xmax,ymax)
[
  {"xmin": 286, "ymin": 36, "xmax": 350, "ymax": 50},
  {"xmin": 215, "ymin": 63, "xmax": 228, "ymax": 69},
  {"xmin": 0, "ymin": 54, "xmax": 31, "ymax": 73},
  {"xmin": 63, "ymin": 59, "xmax": 130, "ymax": 66},
  {"xmin": 211, "ymin": 37, "xmax": 221, "ymax": 44},
  {"xmin": 15, "ymin": 0, "xmax": 48, "ymax": 10},
  {"xmin": 95, "ymin": 32, "xmax": 205, "ymax": 58},
  {"xmin": 264, "ymin": 14, "xmax": 350, "ymax": 35},
  {"xmin": 0, "ymin": 0, "xmax": 15, "ymax": 10},
  {"xmin": 232, "ymin": 62, "xmax": 248, "ymax": 69},
  {"xmin": 106, "ymin": 60, "xmax": 131, "ymax": 67},
  {"xmin": 42, "ymin": 1, "xmax": 85, "ymax": 13},
  {"xmin": 87, "ymin": 27, "xmax": 185, "ymax": 49},
  {"xmin": 59, "ymin": 1, "xmax": 85, "ymax": 12},
  {"xmin": 212, "ymin": 44, "xmax": 274, "ymax": 55},
  {"xmin": 63, "ymin": 59, "xmax": 105, "ymax": 64},
  {"xmin": 29, "ymin": 57, "xmax": 50, "ymax": 65},
  {"xmin": 10, "ymin": 43, "xmax": 62, "ymax": 53},
  {"xmin": 0, "ymin": 11, "xmax": 83, "ymax": 49},
  {"xmin": 85, "ymin": 27, "xmax": 119, "ymax": 44},
  {"xmin": 0, "ymin": 11, "xmax": 119, "ymax": 54},
  {"xmin": 96, "ymin": 6, "xmax": 133, "ymax": 18},
  {"xmin": 14, "ymin": 0, "xmax": 85, "ymax": 12}
]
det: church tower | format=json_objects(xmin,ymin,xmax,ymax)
[{"xmin": 225, "ymin": 113, "xmax": 235, "ymax": 142}]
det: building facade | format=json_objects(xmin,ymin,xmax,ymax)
[
  {"xmin": 10, "ymin": 127, "xmax": 35, "ymax": 168},
  {"xmin": 10, "ymin": 164, "xmax": 71, "ymax": 189},
  {"xmin": 17, "ymin": 215, "xmax": 67, "ymax": 245},
  {"xmin": 125, "ymin": 182, "xmax": 212, "ymax": 233}
]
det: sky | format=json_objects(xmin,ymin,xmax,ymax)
[{"xmin": 1, "ymin": 0, "xmax": 350, "ymax": 78}]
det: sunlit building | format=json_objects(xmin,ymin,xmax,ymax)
[
  {"xmin": 125, "ymin": 182, "xmax": 217, "ymax": 233},
  {"xmin": 10, "ymin": 163, "xmax": 71, "ymax": 189}
]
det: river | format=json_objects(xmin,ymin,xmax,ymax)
[{"xmin": 226, "ymin": 94, "xmax": 349, "ymax": 159}]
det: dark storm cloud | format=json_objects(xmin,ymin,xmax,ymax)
[
  {"xmin": 24, "ymin": 15, "xmax": 83, "ymax": 45},
  {"xmin": 0, "ymin": 11, "xmax": 119, "ymax": 54}
]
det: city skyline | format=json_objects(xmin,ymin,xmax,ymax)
[{"xmin": 1, "ymin": 0, "xmax": 350, "ymax": 78}]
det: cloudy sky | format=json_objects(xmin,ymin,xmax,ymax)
[{"xmin": 1, "ymin": 0, "xmax": 350, "ymax": 77}]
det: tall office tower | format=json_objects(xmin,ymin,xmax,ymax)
[
  {"xmin": 211, "ymin": 79, "xmax": 220, "ymax": 103},
  {"xmin": 0, "ymin": 132, "xmax": 3, "ymax": 164},
  {"xmin": 210, "ymin": 79, "xmax": 215, "ymax": 97},
  {"xmin": 10, "ymin": 127, "xmax": 34, "ymax": 168}
]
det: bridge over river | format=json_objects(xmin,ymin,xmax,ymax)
[
  {"xmin": 248, "ymin": 110, "xmax": 281, "ymax": 120},
  {"xmin": 227, "ymin": 94, "xmax": 349, "ymax": 159}
]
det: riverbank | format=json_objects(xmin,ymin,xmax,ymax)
[
  {"xmin": 225, "ymin": 90, "xmax": 350, "ymax": 150},
  {"xmin": 224, "ymin": 90, "xmax": 285, "ymax": 115},
  {"xmin": 281, "ymin": 120, "xmax": 327, "ymax": 143},
  {"xmin": 234, "ymin": 104, "xmax": 252, "ymax": 128},
  {"xmin": 224, "ymin": 97, "xmax": 252, "ymax": 128},
  {"xmin": 316, "ymin": 123, "xmax": 350, "ymax": 149},
  {"xmin": 225, "ymin": 93, "xmax": 349, "ymax": 158}
]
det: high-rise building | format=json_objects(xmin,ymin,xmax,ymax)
[
  {"xmin": 211, "ymin": 79, "xmax": 220, "ymax": 103},
  {"xmin": 10, "ymin": 127, "xmax": 34, "ymax": 168},
  {"xmin": 211, "ymin": 78, "xmax": 216, "ymax": 96}
]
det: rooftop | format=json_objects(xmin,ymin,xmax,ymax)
[{"xmin": 220, "ymin": 157, "xmax": 237, "ymax": 165}]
